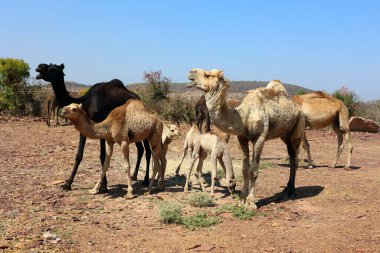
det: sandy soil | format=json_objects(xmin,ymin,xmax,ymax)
[{"xmin": 0, "ymin": 117, "xmax": 379, "ymax": 253}]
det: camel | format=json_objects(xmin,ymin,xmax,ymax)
[
  {"xmin": 36, "ymin": 63, "xmax": 152, "ymax": 192},
  {"xmin": 184, "ymin": 132, "xmax": 236, "ymax": 196},
  {"xmin": 195, "ymin": 95, "xmax": 211, "ymax": 133},
  {"xmin": 61, "ymin": 101, "xmax": 163, "ymax": 197},
  {"xmin": 292, "ymin": 92, "xmax": 353, "ymax": 169},
  {"xmin": 45, "ymin": 93, "xmax": 60, "ymax": 127},
  {"xmin": 187, "ymin": 69, "xmax": 305, "ymax": 208}
]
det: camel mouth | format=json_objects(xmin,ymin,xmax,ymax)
[{"xmin": 36, "ymin": 73, "xmax": 43, "ymax": 80}]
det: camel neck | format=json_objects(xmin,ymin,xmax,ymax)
[
  {"xmin": 50, "ymin": 77, "xmax": 82, "ymax": 107},
  {"xmin": 71, "ymin": 114, "xmax": 110, "ymax": 140},
  {"xmin": 205, "ymin": 85, "xmax": 244, "ymax": 135}
]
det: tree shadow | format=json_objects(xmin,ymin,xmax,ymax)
[{"xmin": 256, "ymin": 185, "xmax": 324, "ymax": 208}]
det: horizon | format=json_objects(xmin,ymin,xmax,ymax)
[{"xmin": 1, "ymin": 0, "xmax": 379, "ymax": 101}]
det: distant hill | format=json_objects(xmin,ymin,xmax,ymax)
[
  {"xmin": 127, "ymin": 81, "xmax": 314, "ymax": 99},
  {"xmin": 40, "ymin": 81, "xmax": 89, "ymax": 93}
]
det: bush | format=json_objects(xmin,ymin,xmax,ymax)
[
  {"xmin": 217, "ymin": 204, "xmax": 256, "ymax": 220},
  {"xmin": 331, "ymin": 87, "xmax": 359, "ymax": 117},
  {"xmin": 187, "ymin": 192, "xmax": 215, "ymax": 207},
  {"xmin": 157, "ymin": 201, "xmax": 182, "ymax": 224},
  {"xmin": 181, "ymin": 211, "xmax": 219, "ymax": 230}
]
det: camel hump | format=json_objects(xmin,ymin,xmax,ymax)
[
  {"xmin": 266, "ymin": 80, "xmax": 288, "ymax": 95},
  {"xmin": 109, "ymin": 79, "xmax": 125, "ymax": 88}
]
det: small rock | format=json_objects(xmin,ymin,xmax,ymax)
[
  {"xmin": 194, "ymin": 244, "xmax": 215, "ymax": 252},
  {"xmin": 0, "ymin": 244, "xmax": 9, "ymax": 249}
]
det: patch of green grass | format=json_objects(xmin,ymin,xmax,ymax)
[
  {"xmin": 216, "ymin": 169, "xmax": 225, "ymax": 179},
  {"xmin": 217, "ymin": 204, "xmax": 256, "ymax": 220},
  {"xmin": 157, "ymin": 201, "xmax": 182, "ymax": 224},
  {"xmin": 259, "ymin": 161, "xmax": 275, "ymax": 170},
  {"xmin": 182, "ymin": 211, "xmax": 219, "ymax": 230},
  {"xmin": 187, "ymin": 192, "xmax": 215, "ymax": 207}
]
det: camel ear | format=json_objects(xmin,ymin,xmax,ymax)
[
  {"xmin": 60, "ymin": 64, "xmax": 65, "ymax": 70},
  {"xmin": 79, "ymin": 103, "xmax": 83, "ymax": 109},
  {"xmin": 217, "ymin": 70, "xmax": 225, "ymax": 80}
]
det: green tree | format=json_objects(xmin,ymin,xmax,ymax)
[
  {"xmin": 143, "ymin": 70, "xmax": 171, "ymax": 101},
  {"xmin": 331, "ymin": 86, "xmax": 359, "ymax": 117},
  {"xmin": 0, "ymin": 58, "xmax": 41, "ymax": 115}
]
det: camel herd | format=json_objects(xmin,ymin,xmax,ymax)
[{"xmin": 36, "ymin": 63, "xmax": 353, "ymax": 208}]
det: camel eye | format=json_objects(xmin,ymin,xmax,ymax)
[{"xmin": 72, "ymin": 108, "xmax": 77, "ymax": 112}]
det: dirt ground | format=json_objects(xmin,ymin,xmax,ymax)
[{"xmin": 0, "ymin": 116, "xmax": 380, "ymax": 253}]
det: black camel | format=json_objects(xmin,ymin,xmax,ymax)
[{"xmin": 36, "ymin": 63, "xmax": 151, "ymax": 192}]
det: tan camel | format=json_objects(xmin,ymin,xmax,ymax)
[
  {"xmin": 175, "ymin": 125, "xmax": 230, "ymax": 175},
  {"xmin": 46, "ymin": 93, "xmax": 60, "ymax": 127},
  {"xmin": 184, "ymin": 132, "xmax": 236, "ymax": 196},
  {"xmin": 156, "ymin": 123, "xmax": 180, "ymax": 177},
  {"xmin": 61, "ymin": 100, "xmax": 163, "ymax": 198},
  {"xmin": 292, "ymin": 92, "xmax": 353, "ymax": 169},
  {"xmin": 187, "ymin": 69, "xmax": 305, "ymax": 208}
]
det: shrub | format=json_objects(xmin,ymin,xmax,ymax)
[
  {"xmin": 217, "ymin": 204, "xmax": 256, "ymax": 220},
  {"xmin": 181, "ymin": 211, "xmax": 219, "ymax": 230},
  {"xmin": 331, "ymin": 87, "xmax": 359, "ymax": 117},
  {"xmin": 187, "ymin": 192, "xmax": 215, "ymax": 207},
  {"xmin": 157, "ymin": 201, "xmax": 182, "ymax": 224}
]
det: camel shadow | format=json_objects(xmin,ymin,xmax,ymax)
[{"xmin": 256, "ymin": 185, "xmax": 324, "ymax": 208}]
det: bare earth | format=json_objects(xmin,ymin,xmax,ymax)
[{"xmin": 1, "ymin": 117, "xmax": 379, "ymax": 253}]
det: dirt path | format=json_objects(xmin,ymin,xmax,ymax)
[{"xmin": 0, "ymin": 117, "xmax": 379, "ymax": 252}]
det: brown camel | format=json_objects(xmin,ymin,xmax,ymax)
[
  {"xmin": 46, "ymin": 93, "xmax": 60, "ymax": 127},
  {"xmin": 195, "ymin": 95, "xmax": 211, "ymax": 133},
  {"xmin": 292, "ymin": 92, "xmax": 353, "ymax": 169},
  {"xmin": 187, "ymin": 69, "xmax": 305, "ymax": 209},
  {"xmin": 61, "ymin": 100, "xmax": 163, "ymax": 198}
]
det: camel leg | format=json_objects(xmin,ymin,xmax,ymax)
[
  {"xmin": 55, "ymin": 107, "xmax": 60, "ymax": 126},
  {"xmin": 98, "ymin": 139, "xmax": 109, "ymax": 193},
  {"xmin": 245, "ymin": 136, "xmax": 265, "ymax": 209},
  {"xmin": 160, "ymin": 145, "xmax": 168, "ymax": 182},
  {"xmin": 331, "ymin": 125, "xmax": 344, "ymax": 168},
  {"xmin": 282, "ymin": 137, "xmax": 301, "ymax": 198},
  {"xmin": 302, "ymin": 133, "xmax": 313, "ymax": 169},
  {"xmin": 142, "ymin": 139, "xmax": 152, "ymax": 186},
  {"xmin": 237, "ymin": 136, "xmax": 250, "ymax": 199},
  {"xmin": 209, "ymin": 153, "xmax": 218, "ymax": 197},
  {"xmin": 147, "ymin": 140, "xmax": 162, "ymax": 194},
  {"xmin": 196, "ymin": 151, "xmax": 207, "ymax": 193},
  {"xmin": 131, "ymin": 142, "xmax": 144, "ymax": 181},
  {"xmin": 344, "ymin": 131, "xmax": 353, "ymax": 169},
  {"xmin": 60, "ymin": 134, "xmax": 87, "ymax": 191},
  {"xmin": 205, "ymin": 110, "xmax": 211, "ymax": 132},
  {"xmin": 121, "ymin": 141, "xmax": 134, "ymax": 199},
  {"xmin": 184, "ymin": 150, "xmax": 199, "ymax": 193},
  {"xmin": 90, "ymin": 141, "xmax": 113, "ymax": 194},
  {"xmin": 220, "ymin": 154, "xmax": 236, "ymax": 195},
  {"xmin": 47, "ymin": 102, "xmax": 51, "ymax": 127},
  {"xmin": 175, "ymin": 144, "xmax": 187, "ymax": 175}
]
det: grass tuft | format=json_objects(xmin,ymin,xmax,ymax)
[
  {"xmin": 182, "ymin": 211, "xmax": 219, "ymax": 230},
  {"xmin": 157, "ymin": 201, "xmax": 182, "ymax": 224},
  {"xmin": 217, "ymin": 204, "xmax": 256, "ymax": 220},
  {"xmin": 187, "ymin": 192, "xmax": 215, "ymax": 207}
]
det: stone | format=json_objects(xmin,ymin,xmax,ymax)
[{"xmin": 349, "ymin": 116, "xmax": 379, "ymax": 133}]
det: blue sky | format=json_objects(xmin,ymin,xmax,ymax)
[{"xmin": 1, "ymin": 0, "xmax": 379, "ymax": 100}]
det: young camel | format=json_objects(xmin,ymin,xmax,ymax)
[
  {"xmin": 187, "ymin": 69, "xmax": 305, "ymax": 208},
  {"xmin": 46, "ymin": 93, "xmax": 60, "ymax": 127},
  {"xmin": 152, "ymin": 123, "xmax": 180, "ymax": 178},
  {"xmin": 292, "ymin": 92, "xmax": 353, "ymax": 169},
  {"xmin": 184, "ymin": 132, "xmax": 236, "ymax": 196},
  {"xmin": 61, "ymin": 100, "xmax": 163, "ymax": 198}
]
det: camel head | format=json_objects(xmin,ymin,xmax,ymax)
[
  {"xmin": 61, "ymin": 103, "xmax": 86, "ymax": 121},
  {"xmin": 36, "ymin": 63, "xmax": 65, "ymax": 82},
  {"xmin": 186, "ymin": 69, "xmax": 229, "ymax": 92},
  {"xmin": 167, "ymin": 124, "xmax": 180, "ymax": 138}
]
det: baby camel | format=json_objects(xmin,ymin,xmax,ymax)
[
  {"xmin": 61, "ymin": 100, "xmax": 163, "ymax": 198},
  {"xmin": 175, "ymin": 125, "xmax": 200, "ymax": 175},
  {"xmin": 184, "ymin": 132, "xmax": 236, "ymax": 196}
]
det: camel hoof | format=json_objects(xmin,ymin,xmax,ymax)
[
  {"xmin": 88, "ymin": 189, "xmax": 99, "ymax": 195},
  {"xmin": 125, "ymin": 194, "xmax": 134, "ymax": 199},
  {"xmin": 184, "ymin": 187, "xmax": 189, "ymax": 193},
  {"xmin": 142, "ymin": 179, "xmax": 150, "ymax": 187},
  {"xmin": 244, "ymin": 198, "xmax": 258, "ymax": 210},
  {"xmin": 60, "ymin": 183, "xmax": 72, "ymax": 191},
  {"xmin": 283, "ymin": 186, "xmax": 296, "ymax": 199},
  {"xmin": 98, "ymin": 186, "xmax": 108, "ymax": 194}
]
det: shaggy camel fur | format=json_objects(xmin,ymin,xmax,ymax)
[
  {"xmin": 293, "ymin": 92, "xmax": 353, "ymax": 169},
  {"xmin": 195, "ymin": 95, "xmax": 211, "ymax": 133},
  {"xmin": 61, "ymin": 100, "xmax": 163, "ymax": 198},
  {"xmin": 187, "ymin": 69, "xmax": 305, "ymax": 208},
  {"xmin": 184, "ymin": 132, "xmax": 236, "ymax": 196},
  {"xmin": 46, "ymin": 93, "xmax": 60, "ymax": 127}
]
